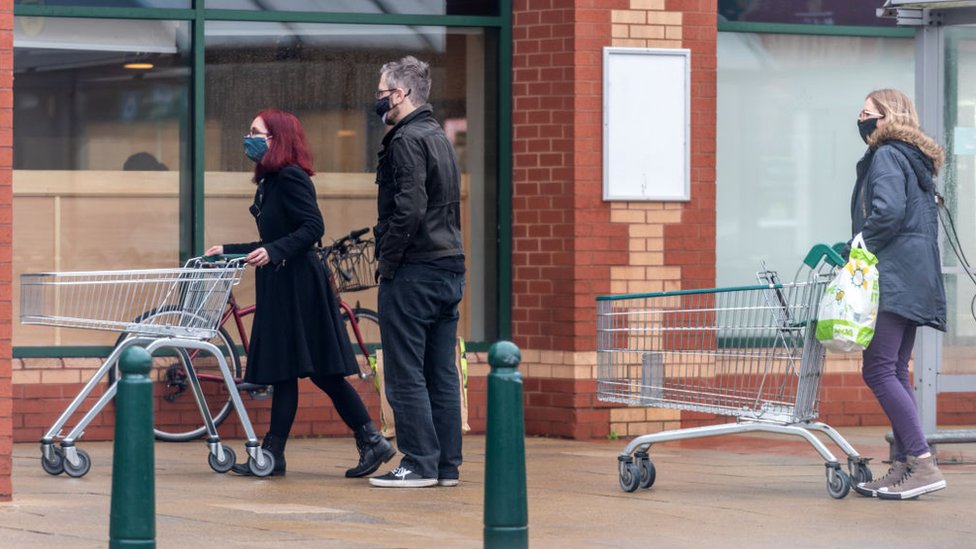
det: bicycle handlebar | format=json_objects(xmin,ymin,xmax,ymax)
[{"xmin": 331, "ymin": 227, "xmax": 372, "ymax": 250}]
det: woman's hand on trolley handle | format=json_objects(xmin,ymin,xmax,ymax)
[
  {"xmin": 244, "ymin": 247, "xmax": 270, "ymax": 267},
  {"xmin": 205, "ymin": 244, "xmax": 270, "ymax": 267}
]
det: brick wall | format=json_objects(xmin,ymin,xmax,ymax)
[
  {"xmin": 0, "ymin": 0, "xmax": 12, "ymax": 502},
  {"xmin": 513, "ymin": 0, "xmax": 718, "ymax": 439}
]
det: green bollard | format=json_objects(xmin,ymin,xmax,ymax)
[
  {"xmin": 483, "ymin": 340, "xmax": 528, "ymax": 549},
  {"xmin": 110, "ymin": 345, "xmax": 156, "ymax": 549}
]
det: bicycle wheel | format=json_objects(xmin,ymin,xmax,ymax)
[
  {"xmin": 108, "ymin": 308, "xmax": 243, "ymax": 442},
  {"xmin": 341, "ymin": 307, "xmax": 380, "ymax": 378}
]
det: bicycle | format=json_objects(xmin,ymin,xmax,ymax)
[{"xmin": 107, "ymin": 227, "xmax": 382, "ymax": 442}]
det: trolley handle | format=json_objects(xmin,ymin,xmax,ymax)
[
  {"xmin": 201, "ymin": 254, "xmax": 249, "ymax": 265},
  {"xmin": 802, "ymin": 243, "xmax": 845, "ymax": 269}
]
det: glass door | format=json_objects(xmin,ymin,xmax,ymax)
[{"xmin": 942, "ymin": 26, "xmax": 976, "ymax": 373}]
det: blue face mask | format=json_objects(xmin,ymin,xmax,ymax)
[{"xmin": 243, "ymin": 136, "xmax": 268, "ymax": 163}]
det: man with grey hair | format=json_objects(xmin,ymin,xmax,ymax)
[{"xmin": 368, "ymin": 56, "xmax": 466, "ymax": 488}]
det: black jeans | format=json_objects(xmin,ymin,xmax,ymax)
[{"xmin": 378, "ymin": 263, "xmax": 465, "ymax": 479}]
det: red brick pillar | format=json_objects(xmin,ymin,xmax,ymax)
[
  {"xmin": 0, "ymin": 0, "xmax": 14, "ymax": 501},
  {"xmin": 512, "ymin": 0, "xmax": 716, "ymax": 439}
]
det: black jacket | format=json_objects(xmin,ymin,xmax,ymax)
[
  {"xmin": 374, "ymin": 105, "xmax": 464, "ymax": 279},
  {"xmin": 850, "ymin": 133, "xmax": 947, "ymax": 331},
  {"xmin": 224, "ymin": 165, "xmax": 358, "ymax": 383}
]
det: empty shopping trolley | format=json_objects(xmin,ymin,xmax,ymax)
[
  {"xmin": 20, "ymin": 256, "xmax": 275, "ymax": 478},
  {"xmin": 597, "ymin": 244, "xmax": 871, "ymax": 499}
]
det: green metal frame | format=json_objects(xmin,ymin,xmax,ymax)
[
  {"xmin": 718, "ymin": 21, "xmax": 914, "ymax": 38},
  {"xmin": 12, "ymin": 1, "xmax": 512, "ymax": 356}
]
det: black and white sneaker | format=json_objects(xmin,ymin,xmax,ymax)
[{"xmin": 369, "ymin": 466, "xmax": 437, "ymax": 488}]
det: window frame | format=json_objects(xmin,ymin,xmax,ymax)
[{"xmin": 11, "ymin": 1, "xmax": 512, "ymax": 356}]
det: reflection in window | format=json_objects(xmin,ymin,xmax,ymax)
[
  {"xmin": 718, "ymin": 0, "xmax": 895, "ymax": 26},
  {"xmin": 203, "ymin": 22, "xmax": 498, "ymax": 342},
  {"xmin": 13, "ymin": 17, "xmax": 192, "ymax": 346},
  {"xmin": 15, "ymin": 1, "xmax": 189, "ymax": 7},
  {"xmin": 716, "ymin": 32, "xmax": 912, "ymax": 286},
  {"xmin": 205, "ymin": 0, "xmax": 498, "ymax": 16}
]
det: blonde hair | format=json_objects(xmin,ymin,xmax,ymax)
[
  {"xmin": 866, "ymin": 88, "xmax": 919, "ymax": 128},
  {"xmin": 865, "ymin": 88, "xmax": 945, "ymax": 174}
]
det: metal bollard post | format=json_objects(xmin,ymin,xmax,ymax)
[
  {"xmin": 483, "ymin": 340, "xmax": 528, "ymax": 548},
  {"xmin": 110, "ymin": 345, "xmax": 156, "ymax": 549}
]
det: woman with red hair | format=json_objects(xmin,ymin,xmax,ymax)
[{"xmin": 206, "ymin": 109, "xmax": 394, "ymax": 478}]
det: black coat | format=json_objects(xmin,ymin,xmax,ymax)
[
  {"xmin": 850, "ymin": 138, "xmax": 947, "ymax": 331},
  {"xmin": 224, "ymin": 165, "xmax": 358, "ymax": 383},
  {"xmin": 373, "ymin": 105, "xmax": 464, "ymax": 279}
]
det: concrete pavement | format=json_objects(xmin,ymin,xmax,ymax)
[{"xmin": 1, "ymin": 426, "xmax": 975, "ymax": 548}]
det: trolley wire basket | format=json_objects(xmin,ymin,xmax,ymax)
[
  {"xmin": 20, "ymin": 257, "xmax": 246, "ymax": 340},
  {"xmin": 328, "ymin": 237, "xmax": 378, "ymax": 293},
  {"xmin": 597, "ymin": 271, "xmax": 826, "ymax": 423},
  {"xmin": 19, "ymin": 256, "xmax": 276, "ymax": 479},
  {"xmin": 597, "ymin": 244, "xmax": 872, "ymax": 499}
]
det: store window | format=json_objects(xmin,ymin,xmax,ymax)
[
  {"xmin": 14, "ymin": 1, "xmax": 189, "ymax": 7},
  {"xmin": 205, "ymin": 0, "xmax": 499, "ymax": 16},
  {"xmin": 716, "ymin": 32, "xmax": 913, "ymax": 286},
  {"xmin": 942, "ymin": 26, "xmax": 976, "ymax": 347},
  {"xmin": 13, "ymin": 16, "xmax": 192, "ymax": 347},
  {"xmin": 202, "ymin": 22, "xmax": 499, "ymax": 343},
  {"xmin": 718, "ymin": 0, "xmax": 896, "ymax": 26}
]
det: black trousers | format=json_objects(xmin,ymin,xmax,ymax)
[{"xmin": 269, "ymin": 375, "xmax": 370, "ymax": 438}]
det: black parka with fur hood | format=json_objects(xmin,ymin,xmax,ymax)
[{"xmin": 850, "ymin": 123, "xmax": 947, "ymax": 331}]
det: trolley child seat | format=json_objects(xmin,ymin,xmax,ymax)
[
  {"xmin": 19, "ymin": 256, "xmax": 276, "ymax": 477},
  {"xmin": 596, "ymin": 244, "xmax": 871, "ymax": 499}
]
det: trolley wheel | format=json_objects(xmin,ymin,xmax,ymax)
[
  {"xmin": 208, "ymin": 446, "xmax": 237, "ymax": 474},
  {"xmin": 41, "ymin": 446, "xmax": 65, "ymax": 476},
  {"xmin": 63, "ymin": 449, "xmax": 92, "ymax": 478},
  {"xmin": 637, "ymin": 456, "xmax": 656, "ymax": 489},
  {"xmin": 852, "ymin": 462, "xmax": 872, "ymax": 485},
  {"xmin": 619, "ymin": 459, "xmax": 641, "ymax": 493},
  {"xmin": 247, "ymin": 449, "xmax": 276, "ymax": 477},
  {"xmin": 826, "ymin": 468, "xmax": 851, "ymax": 499}
]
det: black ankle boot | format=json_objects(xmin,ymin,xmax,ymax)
[
  {"xmin": 232, "ymin": 432, "xmax": 287, "ymax": 476},
  {"xmin": 345, "ymin": 421, "xmax": 396, "ymax": 478}
]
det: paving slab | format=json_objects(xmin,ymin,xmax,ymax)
[{"xmin": 1, "ymin": 426, "xmax": 975, "ymax": 548}]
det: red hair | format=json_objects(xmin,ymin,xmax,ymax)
[{"xmin": 253, "ymin": 109, "xmax": 315, "ymax": 181}]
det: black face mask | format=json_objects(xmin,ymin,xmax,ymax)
[
  {"xmin": 858, "ymin": 117, "xmax": 881, "ymax": 144},
  {"xmin": 374, "ymin": 96, "xmax": 392, "ymax": 119}
]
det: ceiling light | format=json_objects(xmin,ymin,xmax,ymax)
[{"xmin": 123, "ymin": 63, "xmax": 154, "ymax": 70}]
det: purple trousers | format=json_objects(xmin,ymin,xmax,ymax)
[{"xmin": 861, "ymin": 311, "xmax": 930, "ymax": 461}]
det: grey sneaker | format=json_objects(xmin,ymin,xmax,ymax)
[
  {"xmin": 438, "ymin": 478, "xmax": 459, "ymax": 487},
  {"xmin": 877, "ymin": 455, "xmax": 946, "ymax": 500},
  {"xmin": 368, "ymin": 466, "xmax": 437, "ymax": 488},
  {"xmin": 854, "ymin": 460, "xmax": 907, "ymax": 498}
]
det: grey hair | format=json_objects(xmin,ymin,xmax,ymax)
[{"xmin": 380, "ymin": 55, "xmax": 431, "ymax": 106}]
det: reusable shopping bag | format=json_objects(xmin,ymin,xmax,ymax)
[
  {"xmin": 815, "ymin": 234, "xmax": 879, "ymax": 353},
  {"xmin": 373, "ymin": 336, "xmax": 470, "ymax": 439}
]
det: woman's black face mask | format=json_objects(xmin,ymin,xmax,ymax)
[{"xmin": 858, "ymin": 117, "xmax": 881, "ymax": 144}]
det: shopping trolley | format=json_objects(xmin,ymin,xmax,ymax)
[
  {"xmin": 20, "ymin": 256, "xmax": 276, "ymax": 478},
  {"xmin": 597, "ymin": 244, "xmax": 871, "ymax": 499}
]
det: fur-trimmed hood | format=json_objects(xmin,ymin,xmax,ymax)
[{"xmin": 867, "ymin": 122, "xmax": 944, "ymax": 175}]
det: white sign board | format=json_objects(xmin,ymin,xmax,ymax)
[{"xmin": 603, "ymin": 47, "xmax": 690, "ymax": 201}]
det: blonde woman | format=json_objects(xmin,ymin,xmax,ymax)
[{"xmin": 850, "ymin": 89, "xmax": 947, "ymax": 500}]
